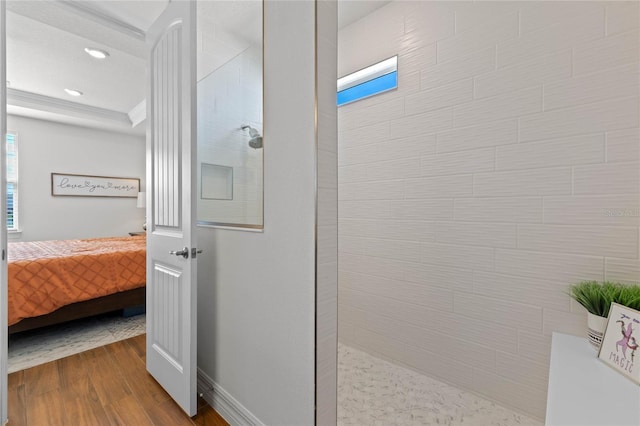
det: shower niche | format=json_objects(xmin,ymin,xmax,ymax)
[{"xmin": 196, "ymin": 0, "xmax": 263, "ymax": 229}]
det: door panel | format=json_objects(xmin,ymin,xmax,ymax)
[{"xmin": 145, "ymin": 0, "xmax": 197, "ymax": 416}]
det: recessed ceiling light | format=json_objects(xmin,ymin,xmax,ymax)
[
  {"xmin": 84, "ymin": 47, "xmax": 110, "ymax": 59},
  {"xmin": 64, "ymin": 88, "xmax": 83, "ymax": 97}
]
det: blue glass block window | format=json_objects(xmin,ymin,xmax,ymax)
[{"xmin": 337, "ymin": 56, "xmax": 398, "ymax": 106}]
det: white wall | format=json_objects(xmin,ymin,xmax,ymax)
[
  {"xmin": 7, "ymin": 115, "xmax": 146, "ymax": 241},
  {"xmin": 196, "ymin": 1, "xmax": 337, "ymax": 424},
  {"xmin": 338, "ymin": 1, "xmax": 639, "ymax": 420}
]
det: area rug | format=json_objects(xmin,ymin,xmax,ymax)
[{"xmin": 8, "ymin": 312, "xmax": 145, "ymax": 373}]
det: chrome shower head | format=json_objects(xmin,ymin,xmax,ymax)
[{"xmin": 241, "ymin": 125, "xmax": 263, "ymax": 149}]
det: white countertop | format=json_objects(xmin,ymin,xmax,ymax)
[{"xmin": 546, "ymin": 332, "xmax": 640, "ymax": 426}]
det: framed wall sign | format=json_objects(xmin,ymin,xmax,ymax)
[
  {"xmin": 598, "ymin": 303, "xmax": 640, "ymax": 385},
  {"xmin": 51, "ymin": 173, "xmax": 140, "ymax": 198}
]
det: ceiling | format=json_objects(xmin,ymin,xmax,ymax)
[{"xmin": 6, "ymin": 0, "xmax": 390, "ymax": 136}]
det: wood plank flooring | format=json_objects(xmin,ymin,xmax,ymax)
[{"xmin": 7, "ymin": 334, "xmax": 228, "ymax": 426}]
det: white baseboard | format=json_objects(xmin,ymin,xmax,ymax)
[{"xmin": 197, "ymin": 368, "xmax": 264, "ymax": 426}]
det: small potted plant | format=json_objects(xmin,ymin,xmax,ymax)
[{"xmin": 569, "ymin": 281, "xmax": 640, "ymax": 349}]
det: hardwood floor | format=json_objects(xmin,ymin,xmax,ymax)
[{"xmin": 7, "ymin": 334, "xmax": 228, "ymax": 426}]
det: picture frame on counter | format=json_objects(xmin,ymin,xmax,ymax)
[{"xmin": 598, "ymin": 303, "xmax": 640, "ymax": 385}]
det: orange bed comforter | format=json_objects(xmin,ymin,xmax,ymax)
[{"xmin": 8, "ymin": 236, "xmax": 146, "ymax": 326}]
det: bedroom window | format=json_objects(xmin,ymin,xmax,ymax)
[{"xmin": 7, "ymin": 132, "xmax": 18, "ymax": 231}]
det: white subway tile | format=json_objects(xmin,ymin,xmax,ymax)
[
  {"xmin": 573, "ymin": 161, "xmax": 639, "ymax": 195},
  {"xmin": 454, "ymin": 86, "xmax": 542, "ymax": 128},
  {"xmin": 344, "ymin": 306, "xmax": 496, "ymax": 371},
  {"xmin": 378, "ymin": 219, "xmax": 436, "ymax": 242},
  {"xmin": 421, "ymin": 147, "xmax": 495, "ymax": 177},
  {"xmin": 437, "ymin": 119, "xmax": 518, "ymax": 154},
  {"xmin": 366, "ymin": 158, "xmax": 421, "ymax": 181},
  {"xmin": 339, "ymin": 200, "xmax": 391, "ymax": 219},
  {"xmin": 435, "ymin": 221, "xmax": 517, "ymax": 248},
  {"xmin": 455, "ymin": 2, "xmax": 520, "ymax": 34},
  {"xmin": 495, "ymin": 249, "xmax": 603, "ymax": 283},
  {"xmin": 339, "ymin": 257, "xmax": 407, "ymax": 283},
  {"xmin": 498, "ymin": 9, "xmax": 605, "ymax": 68},
  {"xmin": 544, "ymin": 63, "xmax": 640, "ymax": 111},
  {"xmin": 454, "ymin": 291, "xmax": 543, "ymax": 332},
  {"xmin": 397, "ymin": 70, "xmax": 421, "ymax": 98},
  {"xmin": 398, "ymin": 44, "xmax": 437, "ymax": 76},
  {"xmin": 606, "ymin": 2, "xmax": 640, "ymax": 36},
  {"xmin": 607, "ymin": 128, "xmax": 639, "ymax": 163},
  {"xmin": 495, "ymin": 351, "xmax": 548, "ymax": 391},
  {"xmin": 573, "ymin": 30, "xmax": 639, "ymax": 76},
  {"xmin": 474, "ymin": 270, "xmax": 571, "ymax": 313},
  {"xmin": 349, "ymin": 180, "xmax": 405, "ymax": 201},
  {"xmin": 496, "ymin": 134, "xmax": 604, "ymax": 171},
  {"xmin": 454, "ymin": 197, "xmax": 543, "ymax": 223},
  {"xmin": 543, "ymin": 308, "xmax": 587, "ymax": 337},
  {"xmin": 338, "ymin": 218, "xmax": 388, "ymax": 238},
  {"xmin": 471, "ymin": 368, "xmax": 547, "ymax": 420},
  {"xmin": 341, "ymin": 272, "xmax": 454, "ymax": 311},
  {"xmin": 390, "ymin": 199, "xmax": 454, "ymax": 220},
  {"xmin": 340, "ymin": 288, "xmax": 518, "ymax": 354},
  {"xmin": 377, "ymin": 134, "xmax": 437, "ymax": 161},
  {"xmin": 518, "ymin": 224, "xmax": 638, "ymax": 259},
  {"xmin": 420, "ymin": 47, "xmax": 495, "ymax": 91},
  {"xmin": 606, "ymin": 258, "xmax": 640, "ymax": 285},
  {"xmin": 406, "ymin": 79, "xmax": 473, "ymax": 117},
  {"xmin": 339, "ymin": 235, "xmax": 422, "ymax": 263},
  {"xmin": 421, "ymin": 242, "xmax": 494, "ymax": 272},
  {"xmin": 405, "ymin": 174, "xmax": 473, "ymax": 199},
  {"xmin": 473, "ymin": 167, "xmax": 571, "ymax": 197},
  {"xmin": 339, "ymin": 97, "xmax": 404, "ymax": 131},
  {"xmin": 519, "ymin": 97, "xmax": 639, "ymax": 142},
  {"xmin": 518, "ymin": 330, "xmax": 552, "ymax": 366},
  {"xmin": 389, "ymin": 107, "xmax": 453, "ymax": 139},
  {"xmin": 475, "ymin": 50, "xmax": 572, "ymax": 99},
  {"xmin": 338, "ymin": 183, "xmax": 355, "ymax": 201},
  {"xmin": 519, "ymin": 2, "xmax": 604, "ymax": 35},
  {"xmin": 338, "ymin": 218, "xmax": 436, "ymax": 242},
  {"xmin": 544, "ymin": 195, "xmax": 640, "ymax": 226},
  {"xmin": 339, "ymin": 143, "xmax": 380, "ymax": 166},
  {"xmin": 338, "ymin": 164, "xmax": 366, "ymax": 183},
  {"xmin": 404, "ymin": 3, "xmax": 456, "ymax": 46},
  {"xmin": 339, "ymin": 121, "xmax": 389, "ymax": 147},
  {"xmin": 403, "ymin": 262, "xmax": 474, "ymax": 292},
  {"xmin": 438, "ymin": 12, "xmax": 519, "ymax": 63}
]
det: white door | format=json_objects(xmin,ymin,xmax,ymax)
[
  {"xmin": 145, "ymin": 0, "xmax": 198, "ymax": 416},
  {"xmin": 0, "ymin": 1, "xmax": 6, "ymax": 424}
]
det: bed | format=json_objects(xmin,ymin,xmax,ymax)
[{"xmin": 7, "ymin": 235, "xmax": 146, "ymax": 334}]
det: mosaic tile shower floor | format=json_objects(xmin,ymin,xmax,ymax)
[{"xmin": 338, "ymin": 343, "xmax": 543, "ymax": 426}]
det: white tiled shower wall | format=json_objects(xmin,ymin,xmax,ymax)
[
  {"xmin": 337, "ymin": 1, "xmax": 640, "ymax": 419},
  {"xmin": 197, "ymin": 46, "xmax": 263, "ymax": 226}
]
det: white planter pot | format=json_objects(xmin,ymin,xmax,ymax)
[{"xmin": 587, "ymin": 312, "xmax": 608, "ymax": 350}]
